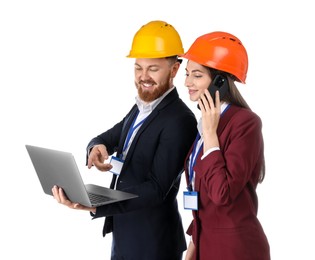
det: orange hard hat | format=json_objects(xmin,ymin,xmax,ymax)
[{"xmin": 181, "ymin": 31, "xmax": 248, "ymax": 83}]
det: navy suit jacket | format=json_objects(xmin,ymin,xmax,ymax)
[{"xmin": 87, "ymin": 88, "xmax": 197, "ymax": 260}]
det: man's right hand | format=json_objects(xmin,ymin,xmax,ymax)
[{"xmin": 87, "ymin": 144, "xmax": 113, "ymax": 172}]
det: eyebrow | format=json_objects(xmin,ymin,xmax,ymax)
[
  {"xmin": 135, "ymin": 63, "xmax": 160, "ymax": 69},
  {"xmin": 185, "ymin": 68, "xmax": 205, "ymax": 73}
]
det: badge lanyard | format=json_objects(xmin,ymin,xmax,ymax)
[
  {"xmin": 121, "ymin": 112, "xmax": 146, "ymax": 158},
  {"xmin": 184, "ymin": 134, "xmax": 202, "ymax": 210},
  {"xmin": 111, "ymin": 112, "xmax": 146, "ymax": 176},
  {"xmin": 187, "ymin": 133, "xmax": 203, "ymax": 191}
]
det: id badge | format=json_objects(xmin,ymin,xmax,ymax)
[
  {"xmin": 183, "ymin": 191, "xmax": 198, "ymax": 210},
  {"xmin": 109, "ymin": 156, "xmax": 124, "ymax": 175}
]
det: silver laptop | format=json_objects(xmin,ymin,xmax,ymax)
[{"xmin": 25, "ymin": 144, "xmax": 138, "ymax": 207}]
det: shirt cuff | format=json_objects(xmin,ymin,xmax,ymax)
[{"xmin": 201, "ymin": 147, "xmax": 220, "ymax": 160}]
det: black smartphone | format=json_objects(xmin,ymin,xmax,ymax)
[{"xmin": 197, "ymin": 74, "xmax": 229, "ymax": 110}]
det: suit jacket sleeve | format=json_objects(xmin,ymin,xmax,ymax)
[
  {"xmin": 85, "ymin": 105, "xmax": 137, "ymax": 165},
  {"xmin": 194, "ymin": 109, "xmax": 263, "ymax": 206}
]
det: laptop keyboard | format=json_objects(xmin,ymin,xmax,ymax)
[{"xmin": 88, "ymin": 192, "xmax": 112, "ymax": 204}]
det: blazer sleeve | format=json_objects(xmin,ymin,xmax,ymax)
[
  {"xmin": 194, "ymin": 109, "xmax": 263, "ymax": 206},
  {"xmin": 85, "ymin": 105, "xmax": 137, "ymax": 165}
]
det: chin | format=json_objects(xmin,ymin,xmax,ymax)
[{"xmin": 190, "ymin": 96, "xmax": 198, "ymax": 102}]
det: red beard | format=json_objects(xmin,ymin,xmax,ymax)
[{"xmin": 136, "ymin": 74, "xmax": 171, "ymax": 102}]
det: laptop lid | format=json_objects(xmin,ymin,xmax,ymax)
[{"xmin": 25, "ymin": 144, "xmax": 138, "ymax": 207}]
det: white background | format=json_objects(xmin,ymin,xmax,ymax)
[{"xmin": 1, "ymin": 0, "xmax": 314, "ymax": 259}]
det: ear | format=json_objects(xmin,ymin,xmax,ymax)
[{"xmin": 170, "ymin": 61, "xmax": 180, "ymax": 78}]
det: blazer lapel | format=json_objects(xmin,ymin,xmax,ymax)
[
  {"xmin": 116, "ymin": 104, "xmax": 139, "ymax": 156},
  {"xmin": 109, "ymin": 105, "xmax": 138, "ymax": 189},
  {"xmin": 122, "ymin": 88, "xmax": 179, "ymax": 166},
  {"xmin": 217, "ymin": 105, "xmax": 241, "ymax": 136}
]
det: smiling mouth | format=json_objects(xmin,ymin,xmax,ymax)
[{"xmin": 140, "ymin": 82, "xmax": 156, "ymax": 90}]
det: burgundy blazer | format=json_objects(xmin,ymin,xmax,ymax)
[{"xmin": 185, "ymin": 105, "xmax": 270, "ymax": 260}]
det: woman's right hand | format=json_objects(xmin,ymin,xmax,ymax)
[{"xmin": 198, "ymin": 89, "xmax": 221, "ymax": 152}]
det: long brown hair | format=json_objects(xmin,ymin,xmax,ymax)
[{"xmin": 206, "ymin": 66, "xmax": 265, "ymax": 183}]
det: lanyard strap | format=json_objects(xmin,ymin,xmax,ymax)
[
  {"xmin": 122, "ymin": 111, "xmax": 146, "ymax": 153},
  {"xmin": 188, "ymin": 133, "xmax": 203, "ymax": 190}
]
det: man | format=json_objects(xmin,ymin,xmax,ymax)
[{"xmin": 52, "ymin": 20, "xmax": 197, "ymax": 260}]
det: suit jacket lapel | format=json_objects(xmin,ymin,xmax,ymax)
[
  {"xmin": 216, "ymin": 105, "xmax": 241, "ymax": 136},
  {"xmin": 109, "ymin": 105, "xmax": 138, "ymax": 189},
  {"xmin": 122, "ymin": 88, "xmax": 179, "ymax": 166},
  {"xmin": 116, "ymin": 104, "xmax": 139, "ymax": 156}
]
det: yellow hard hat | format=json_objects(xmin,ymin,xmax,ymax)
[{"xmin": 127, "ymin": 20, "xmax": 184, "ymax": 58}]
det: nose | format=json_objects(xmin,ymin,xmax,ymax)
[
  {"xmin": 139, "ymin": 69, "xmax": 150, "ymax": 81},
  {"xmin": 184, "ymin": 76, "xmax": 193, "ymax": 88}
]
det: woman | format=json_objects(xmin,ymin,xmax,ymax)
[{"xmin": 181, "ymin": 32, "xmax": 270, "ymax": 260}]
